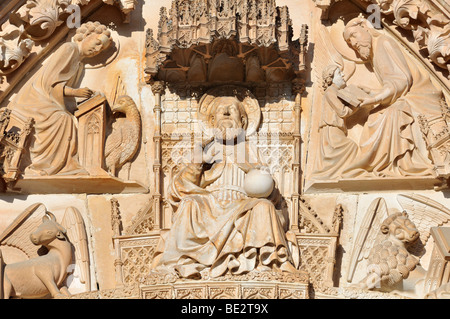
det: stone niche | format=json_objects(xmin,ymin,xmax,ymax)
[{"xmin": 0, "ymin": 0, "xmax": 449, "ymax": 301}]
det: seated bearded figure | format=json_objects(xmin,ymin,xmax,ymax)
[{"xmin": 151, "ymin": 96, "xmax": 300, "ymax": 279}]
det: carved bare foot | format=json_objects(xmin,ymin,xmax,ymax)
[{"xmin": 60, "ymin": 286, "xmax": 71, "ymax": 297}]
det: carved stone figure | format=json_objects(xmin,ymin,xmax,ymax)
[
  {"xmin": 0, "ymin": 203, "xmax": 90, "ymax": 299},
  {"xmin": 347, "ymin": 195, "xmax": 450, "ymax": 298},
  {"xmin": 311, "ymin": 64, "xmax": 359, "ymax": 179},
  {"xmin": 105, "ymin": 95, "xmax": 141, "ymax": 177},
  {"xmin": 6, "ymin": 21, "xmax": 112, "ymax": 176},
  {"xmin": 151, "ymin": 89, "xmax": 300, "ymax": 279},
  {"xmin": 355, "ymin": 211, "xmax": 422, "ymax": 292},
  {"xmin": 341, "ymin": 17, "xmax": 447, "ymax": 178}
]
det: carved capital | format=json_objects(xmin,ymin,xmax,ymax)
[
  {"xmin": 151, "ymin": 81, "xmax": 165, "ymax": 95},
  {"xmin": 292, "ymin": 77, "xmax": 306, "ymax": 95}
]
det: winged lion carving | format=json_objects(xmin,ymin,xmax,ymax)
[
  {"xmin": 347, "ymin": 194, "xmax": 450, "ymax": 298},
  {"xmin": 0, "ymin": 203, "xmax": 90, "ymax": 299}
]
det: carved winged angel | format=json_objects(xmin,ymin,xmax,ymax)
[
  {"xmin": 0, "ymin": 203, "xmax": 90, "ymax": 298},
  {"xmin": 347, "ymin": 194, "xmax": 450, "ymax": 298}
]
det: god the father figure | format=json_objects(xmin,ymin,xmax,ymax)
[{"xmin": 151, "ymin": 93, "xmax": 300, "ymax": 279}]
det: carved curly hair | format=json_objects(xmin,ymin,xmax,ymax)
[
  {"xmin": 73, "ymin": 21, "xmax": 111, "ymax": 43},
  {"xmin": 322, "ymin": 65, "xmax": 339, "ymax": 91}
]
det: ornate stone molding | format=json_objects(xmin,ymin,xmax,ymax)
[
  {"xmin": 12, "ymin": 0, "xmax": 136, "ymax": 41},
  {"xmin": 0, "ymin": 24, "xmax": 34, "ymax": 76},
  {"xmin": 145, "ymin": 0, "xmax": 308, "ymax": 84},
  {"xmin": 368, "ymin": 0, "xmax": 450, "ymax": 79},
  {"xmin": 14, "ymin": 0, "xmax": 74, "ymax": 41}
]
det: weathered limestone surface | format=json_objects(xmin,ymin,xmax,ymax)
[{"xmin": 0, "ymin": 0, "xmax": 449, "ymax": 299}]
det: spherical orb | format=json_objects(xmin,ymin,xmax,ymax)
[{"xmin": 244, "ymin": 169, "xmax": 274, "ymax": 198}]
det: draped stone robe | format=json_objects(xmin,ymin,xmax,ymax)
[
  {"xmin": 8, "ymin": 42, "xmax": 85, "ymax": 176},
  {"xmin": 151, "ymin": 140, "xmax": 299, "ymax": 278},
  {"xmin": 343, "ymin": 34, "xmax": 441, "ymax": 178},
  {"xmin": 312, "ymin": 84, "xmax": 359, "ymax": 179}
]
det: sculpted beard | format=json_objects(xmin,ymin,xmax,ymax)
[
  {"xmin": 357, "ymin": 41, "xmax": 372, "ymax": 60},
  {"xmin": 214, "ymin": 117, "xmax": 245, "ymax": 141}
]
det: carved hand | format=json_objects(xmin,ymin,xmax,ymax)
[
  {"xmin": 195, "ymin": 136, "xmax": 215, "ymax": 164},
  {"xmin": 358, "ymin": 86, "xmax": 393, "ymax": 108},
  {"xmin": 358, "ymin": 96, "xmax": 379, "ymax": 108},
  {"xmin": 357, "ymin": 85, "xmax": 382, "ymax": 96},
  {"xmin": 64, "ymin": 87, "xmax": 94, "ymax": 99}
]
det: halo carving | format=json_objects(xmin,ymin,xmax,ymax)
[{"xmin": 197, "ymin": 85, "xmax": 261, "ymax": 137}]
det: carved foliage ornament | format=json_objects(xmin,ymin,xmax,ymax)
[
  {"xmin": 15, "ymin": 0, "xmax": 74, "ymax": 41},
  {"xmin": 0, "ymin": 24, "xmax": 34, "ymax": 76}
]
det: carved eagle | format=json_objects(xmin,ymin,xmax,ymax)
[{"xmin": 104, "ymin": 95, "xmax": 141, "ymax": 177}]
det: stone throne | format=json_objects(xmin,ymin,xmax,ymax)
[{"xmin": 100, "ymin": 0, "xmax": 344, "ymax": 299}]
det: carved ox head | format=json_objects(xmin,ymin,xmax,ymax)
[
  {"xmin": 30, "ymin": 212, "xmax": 67, "ymax": 246},
  {"xmin": 380, "ymin": 211, "xmax": 419, "ymax": 244}
]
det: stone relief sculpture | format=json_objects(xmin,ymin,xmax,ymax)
[
  {"xmin": 0, "ymin": 203, "xmax": 90, "ymax": 299},
  {"xmin": 5, "ymin": 21, "xmax": 112, "ymax": 176},
  {"xmin": 151, "ymin": 86, "xmax": 301, "ymax": 279},
  {"xmin": 347, "ymin": 194, "xmax": 450, "ymax": 298},
  {"xmin": 312, "ymin": 0, "xmax": 450, "ymax": 80},
  {"xmin": 341, "ymin": 17, "xmax": 447, "ymax": 178},
  {"xmin": 310, "ymin": 16, "xmax": 450, "ymax": 184},
  {"xmin": 0, "ymin": 0, "xmax": 449, "ymax": 302},
  {"xmin": 105, "ymin": 95, "xmax": 142, "ymax": 177},
  {"xmin": 311, "ymin": 64, "xmax": 359, "ymax": 179}
]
